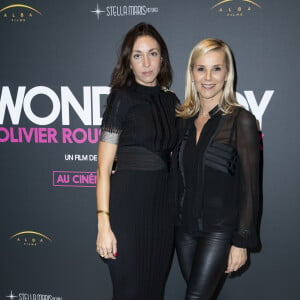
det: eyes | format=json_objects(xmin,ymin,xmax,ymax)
[
  {"xmin": 213, "ymin": 66, "xmax": 222, "ymax": 71},
  {"xmin": 194, "ymin": 65, "xmax": 224, "ymax": 72},
  {"xmin": 132, "ymin": 51, "xmax": 160, "ymax": 60}
]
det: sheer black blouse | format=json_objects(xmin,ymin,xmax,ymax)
[{"xmin": 172, "ymin": 106, "xmax": 260, "ymax": 249}]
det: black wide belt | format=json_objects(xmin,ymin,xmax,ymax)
[{"xmin": 116, "ymin": 146, "xmax": 170, "ymax": 171}]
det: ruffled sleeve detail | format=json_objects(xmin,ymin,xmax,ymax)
[{"xmin": 100, "ymin": 89, "xmax": 129, "ymax": 144}]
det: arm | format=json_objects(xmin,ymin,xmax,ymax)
[
  {"xmin": 95, "ymin": 89, "xmax": 127, "ymax": 259},
  {"xmin": 232, "ymin": 109, "xmax": 260, "ymax": 248},
  {"xmin": 226, "ymin": 110, "xmax": 260, "ymax": 272},
  {"xmin": 96, "ymin": 141, "xmax": 118, "ymax": 259}
]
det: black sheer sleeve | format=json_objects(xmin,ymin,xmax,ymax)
[
  {"xmin": 232, "ymin": 109, "xmax": 260, "ymax": 249},
  {"xmin": 99, "ymin": 89, "xmax": 129, "ymax": 144}
]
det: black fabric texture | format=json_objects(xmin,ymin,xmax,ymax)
[
  {"xmin": 100, "ymin": 82, "xmax": 178, "ymax": 299},
  {"xmin": 171, "ymin": 106, "xmax": 260, "ymax": 249}
]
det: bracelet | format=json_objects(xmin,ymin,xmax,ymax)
[{"xmin": 96, "ymin": 210, "xmax": 110, "ymax": 216}]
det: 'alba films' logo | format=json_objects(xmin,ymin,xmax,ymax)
[
  {"xmin": 212, "ymin": 0, "xmax": 262, "ymax": 17},
  {"xmin": 0, "ymin": 3, "xmax": 42, "ymax": 22},
  {"xmin": 10, "ymin": 231, "xmax": 52, "ymax": 247}
]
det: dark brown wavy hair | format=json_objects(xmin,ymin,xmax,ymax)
[{"xmin": 110, "ymin": 22, "xmax": 172, "ymax": 89}]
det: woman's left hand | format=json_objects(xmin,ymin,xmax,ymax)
[{"xmin": 225, "ymin": 245, "xmax": 247, "ymax": 273}]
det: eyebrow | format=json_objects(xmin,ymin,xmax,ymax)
[
  {"xmin": 194, "ymin": 64, "xmax": 224, "ymax": 66},
  {"xmin": 193, "ymin": 64, "xmax": 225, "ymax": 69},
  {"xmin": 132, "ymin": 48, "xmax": 160, "ymax": 53}
]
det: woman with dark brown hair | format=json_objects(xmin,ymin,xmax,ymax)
[{"xmin": 95, "ymin": 23, "xmax": 178, "ymax": 299}]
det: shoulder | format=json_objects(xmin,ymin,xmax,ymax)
[
  {"xmin": 160, "ymin": 87, "xmax": 181, "ymax": 105},
  {"xmin": 102, "ymin": 88, "xmax": 133, "ymax": 120},
  {"xmin": 228, "ymin": 107, "xmax": 256, "ymax": 122},
  {"xmin": 231, "ymin": 107, "xmax": 258, "ymax": 130},
  {"xmin": 176, "ymin": 116, "xmax": 189, "ymax": 128},
  {"xmin": 236, "ymin": 107, "xmax": 257, "ymax": 123},
  {"xmin": 108, "ymin": 87, "xmax": 130, "ymax": 101},
  {"xmin": 106, "ymin": 88, "xmax": 134, "ymax": 109}
]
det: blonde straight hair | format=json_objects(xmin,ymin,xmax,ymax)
[{"xmin": 177, "ymin": 38, "xmax": 241, "ymax": 118}]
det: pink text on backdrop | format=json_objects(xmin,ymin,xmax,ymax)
[
  {"xmin": 0, "ymin": 127, "xmax": 101, "ymax": 143},
  {"xmin": 53, "ymin": 171, "xmax": 96, "ymax": 187}
]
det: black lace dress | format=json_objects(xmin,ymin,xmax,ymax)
[{"xmin": 99, "ymin": 83, "xmax": 178, "ymax": 300}]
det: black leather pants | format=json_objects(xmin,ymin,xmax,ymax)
[{"xmin": 175, "ymin": 227, "xmax": 232, "ymax": 300}]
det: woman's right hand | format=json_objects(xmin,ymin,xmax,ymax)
[
  {"xmin": 96, "ymin": 221, "xmax": 118, "ymax": 260},
  {"xmin": 96, "ymin": 141, "xmax": 119, "ymax": 260}
]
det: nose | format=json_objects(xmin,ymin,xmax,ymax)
[
  {"xmin": 143, "ymin": 54, "xmax": 150, "ymax": 67},
  {"xmin": 205, "ymin": 69, "xmax": 212, "ymax": 80}
]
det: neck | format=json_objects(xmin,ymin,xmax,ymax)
[{"xmin": 200, "ymin": 101, "xmax": 218, "ymax": 115}]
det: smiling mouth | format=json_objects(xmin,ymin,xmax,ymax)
[{"xmin": 202, "ymin": 84, "xmax": 215, "ymax": 89}]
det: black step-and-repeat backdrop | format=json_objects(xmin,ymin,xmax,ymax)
[{"xmin": 1, "ymin": 0, "xmax": 299, "ymax": 299}]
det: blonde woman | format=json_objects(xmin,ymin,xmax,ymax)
[{"xmin": 171, "ymin": 38, "xmax": 260, "ymax": 299}]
